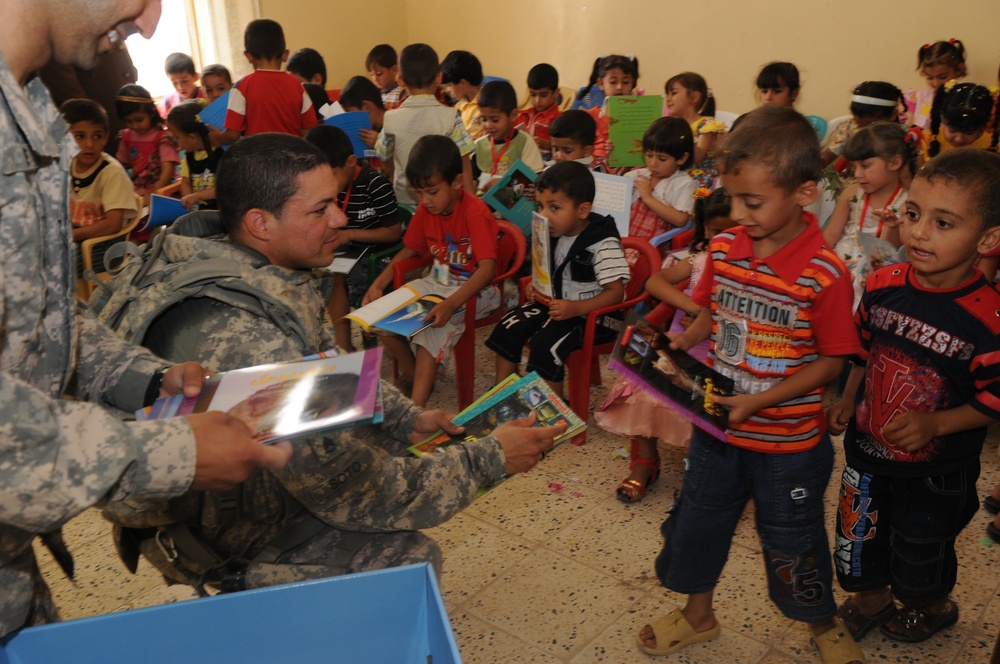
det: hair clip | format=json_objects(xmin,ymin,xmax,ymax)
[
  {"xmin": 693, "ymin": 187, "xmax": 712, "ymax": 201},
  {"xmin": 948, "ymin": 38, "xmax": 956, "ymax": 44},
  {"xmin": 707, "ymin": 89, "xmax": 714, "ymax": 98},
  {"xmin": 921, "ymin": 43, "xmax": 931, "ymax": 50},
  {"xmin": 990, "ymin": 86, "xmax": 1000, "ymax": 96},
  {"xmin": 115, "ymin": 94, "xmax": 152, "ymax": 103},
  {"xmin": 944, "ymin": 79, "xmax": 958, "ymax": 93}
]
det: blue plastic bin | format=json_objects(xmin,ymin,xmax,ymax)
[{"xmin": 0, "ymin": 563, "xmax": 460, "ymax": 664}]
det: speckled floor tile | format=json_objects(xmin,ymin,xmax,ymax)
[
  {"xmin": 712, "ymin": 544, "xmax": 796, "ymax": 644},
  {"xmin": 448, "ymin": 610, "xmax": 558, "ymax": 663},
  {"xmin": 568, "ymin": 589, "xmax": 770, "ymax": 663},
  {"xmin": 423, "ymin": 512, "xmax": 536, "ymax": 608},
  {"xmin": 465, "ymin": 550, "xmax": 641, "ymax": 658},
  {"xmin": 547, "ymin": 494, "xmax": 672, "ymax": 589},
  {"xmin": 464, "ymin": 468, "xmax": 606, "ymax": 543}
]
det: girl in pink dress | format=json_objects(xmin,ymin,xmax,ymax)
[{"xmin": 596, "ymin": 188, "xmax": 735, "ymax": 502}]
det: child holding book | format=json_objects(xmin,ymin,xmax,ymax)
[
  {"xmin": 596, "ymin": 188, "xmax": 735, "ymax": 502},
  {"xmin": 114, "ymin": 84, "xmax": 179, "ymax": 205},
  {"xmin": 366, "ymin": 44, "xmax": 406, "ymax": 109},
  {"xmin": 625, "ymin": 116, "xmax": 697, "ymax": 243},
  {"xmin": 364, "ymin": 135, "xmax": 498, "ymax": 407},
  {"xmin": 827, "ymin": 148, "xmax": 1000, "ymax": 645},
  {"xmin": 166, "ymin": 101, "xmax": 224, "ymax": 211},
  {"xmin": 473, "ymin": 80, "xmax": 545, "ymax": 192},
  {"xmin": 485, "ymin": 161, "xmax": 629, "ymax": 397},
  {"xmin": 306, "ymin": 124, "xmax": 401, "ymax": 352},
  {"xmin": 638, "ymin": 107, "xmax": 862, "ymax": 663},
  {"xmin": 577, "ymin": 54, "xmax": 639, "ymax": 159}
]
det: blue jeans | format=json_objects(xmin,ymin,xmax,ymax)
[{"xmin": 655, "ymin": 428, "xmax": 838, "ymax": 623}]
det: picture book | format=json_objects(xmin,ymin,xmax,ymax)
[
  {"xmin": 481, "ymin": 160, "xmax": 538, "ymax": 235},
  {"xmin": 530, "ymin": 212, "xmax": 553, "ymax": 304},
  {"xmin": 592, "ymin": 172, "xmax": 633, "ymax": 237},
  {"xmin": 608, "ymin": 311, "xmax": 734, "ymax": 439},
  {"xmin": 139, "ymin": 194, "xmax": 187, "ymax": 231},
  {"xmin": 136, "ymin": 348, "xmax": 383, "ymax": 444},
  {"xmin": 324, "ymin": 111, "xmax": 377, "ymax": 159},
  {"xmin": 345, "ymin": 285, "xmax": 464, "ymax": 340},
  {"xmin": 606, "ymin": 95, "xmax": 664, "ymax": 168},
  {"xmin": 408, "ymin": 372, "xmax": 585, "ymax": 460}
]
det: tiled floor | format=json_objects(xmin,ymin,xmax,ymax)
[{"xmin": 37, "ymin": 326, "xmax": 1000, "ymax": 662}]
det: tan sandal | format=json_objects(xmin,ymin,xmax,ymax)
[
  {"xmin": 637, "ymin": 608, "xmax": 720, "ymax": 656},
  {"xmin": 811, "ymin": 617, "xmax": 865, "ymax": 664}
]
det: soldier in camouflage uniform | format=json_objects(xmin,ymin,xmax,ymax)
[
  {"xmin": 102, "ymin": 134, "xmax": 564, "ymax": 591},
  {"xmin": 0, "ymin": 0, "xmax": 291, "ymax": 638}
]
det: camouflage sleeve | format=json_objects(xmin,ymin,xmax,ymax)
[
  {"xmin": 271, "ymin": 429, "xmax": 505, "ymax": 532},
  {"xmin": 0, "ymin": 371, "xmax": 195, "ymax": 532},
  {"xmin": 74, "ymin": 307, "xmax": 171, "ymax": 412},
  {"xmin": 376, "ymin": 382, "xmax": 422, "ymax": 446}
]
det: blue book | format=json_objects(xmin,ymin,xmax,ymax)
[
  {"xmin": 196, "ymin": 90, "xmax": 230, "ymax": 130},
  {"xmin": 324, "ymin": 112, "xmax": 376, "ymax": 159},
  {"xmin": 481, "ymin": 160, "xmax": 538, "ymax": 235},
  {"xmin": 140, "ymin": 194, "xmax": 187, "ymax": 231}
]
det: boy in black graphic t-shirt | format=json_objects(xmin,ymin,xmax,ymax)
[{"xmin": 829, "ymin": 148, "xmax": 1000, "ymax": 645}]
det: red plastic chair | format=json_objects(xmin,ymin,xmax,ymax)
[
  {"xmin": 669, "ymin": 227, "xmax": 695, "ymax": 251},
  {"xmin": 515, "ymin": 236, "xmax": 659, "ymax": 444},
  {"xmin": 392, "ymin": 219, "xmax": 526, "ymax": 409}
]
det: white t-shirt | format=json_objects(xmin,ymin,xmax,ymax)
[
  {"xmin": 625, "ymin": 168, "xmax": 697, "ymax": 214},
  {"xmin": 553, "ymin": 235, "xmax": 630, "ymax": 302}
]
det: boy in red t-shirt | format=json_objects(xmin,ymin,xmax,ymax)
[
  {"xmin": 216, "ymin": 19, "xmax": 317, "ymax": 143},
  {"xmin": 364, "ymin": 135, "xmax": 498, "ymax": 406},
  {"xmin": 637, "ymin": 107, "xmax": 864, "ymax": 663},
  {"xmin": 515, "ymin": 63, "xmax": 562, "ymax": 159}
]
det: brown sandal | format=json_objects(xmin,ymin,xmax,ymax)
[
  {"xmin": 879, "ymin": 599, "xmax": 958, "ymax": 643},
  {"xmin": 617, "ymin": 439, "xmax": 660, "ymax": 503}
]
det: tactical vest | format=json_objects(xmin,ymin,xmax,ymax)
[{"xmin": 88, "ymin": 225, "xmax": 326, "ymax": 355}]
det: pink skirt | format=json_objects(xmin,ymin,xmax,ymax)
[{"xmin": 595, "ymin": 377, "xmax": 691, "ymax": 447}]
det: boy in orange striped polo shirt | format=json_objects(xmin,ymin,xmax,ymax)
[{"xmin": 638, "ymin": 107, "xmax": 864, "ymax": 663}]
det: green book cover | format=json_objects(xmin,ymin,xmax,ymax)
[{"xmin": 607, "ymin": 95, "xmax": 664, "ymax": 168}]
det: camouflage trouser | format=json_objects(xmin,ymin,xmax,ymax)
[{"xmin": 137, "ymin": 524, "xmax": 442, "ymax": 590}]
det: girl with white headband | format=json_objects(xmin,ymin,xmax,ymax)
[{"xmin": 821, "ymin": 81, "xmax": 905, "ymax": 169}]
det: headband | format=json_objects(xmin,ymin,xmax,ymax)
[
  {"xmin": 115, "ymin": 95, "xmax": 153, "ymax": 103},
  {"xmin": 851, "ymin": 94, "xmax": 897, "ymax": 107}
]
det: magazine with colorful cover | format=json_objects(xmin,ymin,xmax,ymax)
[
  {"xmin": 530, "ymin": 212, "xmax": 553, "ymax": 304},
  {"xmin": 345, "ymin": 285, "xmax": 464, "ymax": 340},
  {"xmin": 408, "ymin": 372, "xmax": 585, "ymax": 459},
  {"xmin": 136, "ymin": 348, "xmax": 383, "ymax": 443},
  {"xmin": 608, "ymin": 311, "xmax": 734, "ymax": 439},
  {"xmin": 607, "ymin": 95, "xmax": 664, "ymax": 168},
  {"xmin": 481, "ymin": 159, "xmax": 538, "ymax": 234}
]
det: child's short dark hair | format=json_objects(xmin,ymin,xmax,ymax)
[
  {"xmin": 399, "ymin": 43, "xmax": 439, "ymax": 90},
  {"xmin": 166, "ymin": 101, "xmax": 211, "ymax": 152},
  {"xmin": 165, "ymin": 52, "xmax": 196, "ymax": 76},
  {"xmin": 405, "ymin": 135, "xmax": 462, "ymax": 188},
  {"xmin": 61, "ymin": 98, "xmax": 109, "ymax": 131},
  {"xmin": 216, "ymin": 133, "xmax": 328, "ymax": 235},
  {"xmin": 642, "ymin": 116, "xmax": 694, "ymax": 169},
  {"xmin": 339, "ymin": 76, "xmax": 386, "ymax": 111},
  {"xmin": 535, "ymin": 161, "xmax": 595, "ymax": 206},
  {"xmin": 549, "ymin": 110, "xmax": 597, "ymax": 146},
  {"xmin": 286, "ymin": 48, "xmax": 327, "ymax": 86},
  {"xmin": 244, "ymin": 19, "xmax": 286, "ymax": 61},
  {"xmin": 115, "ymin": 83, "xmax": 163, "ymax": 126},
  {"xmin": 849, "ymin": 81, "xmax": 904, "ymax": 121},
  {"xmin": 756, "ymin": 61, "xmax": 800, "ymax": 94},
  {"xmin": 201, "ymin": 64, "xmax": 232, "ymax": 83},
  {"xmin": 720, "ymin": 106, "xmax": 819, "ymax": 192},
  {"xmin": 304, "ymin": 124, "xmax": 354, "ymax": 168},
  {"xmin": 477, "ymin": 80, "xmax": 517, "ymax": 114},
  {"xmin": 918, "ymin": 148, "xmax": 1000, "ymax": 230},
  {"xmin": 440, "ymin": 50, "xmax": 483, "ymax": 86},
  {"xmin": 366, "ymin": 44, "xmax": 398, "ymax": 70},
  {"xmin": 527, "ymin": 63, "xmax": 558, "ymax": 91}
]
